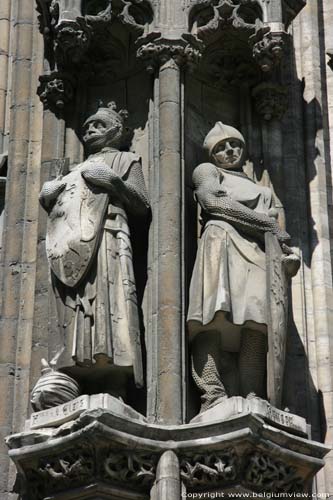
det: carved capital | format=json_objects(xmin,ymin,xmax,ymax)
[
  {"xmin": 252, "ymin": 82, "xmax": 288, "ymax": 121},
  {"xmin": 54, "ymin": 19, "xmax": 92, "ymax": 66},
  {"xmin": 202, "ymin": 45, "xmax": 261, "ymax": 88},
  {"xmin": 37, "ymin": 72, "xmax": 76, "ymax": 111},
  {"xmin": 252, "ymin": 25, "xmax": 286, "ymax": 73},
  {"xmin": 137, "ymin": 36, "xmax": 202, "ymax": 72}
]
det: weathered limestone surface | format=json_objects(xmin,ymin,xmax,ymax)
[
  {"xmin": 0, "ymin": 0, "xmax": 333, "ymax": 498},
  {"xmin": 0, "ymin": 1, "xmax": 44, "ymax": 498},
  {"xmin": 290, "ymin": 2, "xmax": 333, "ymax": 495}
]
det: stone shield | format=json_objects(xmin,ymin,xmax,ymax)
[
  {"xmin": 46, "ymin": 164, "xmax": 109, "ymax": 288},
  {"xmin": 265, "ymin": 232, "xmax": 288, "ymax": 409}
]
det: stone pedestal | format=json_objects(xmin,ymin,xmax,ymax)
[{"xmin": 6, "ymin": 395, "xmax": 329, "ymax": 499}]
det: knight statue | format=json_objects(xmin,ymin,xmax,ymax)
[
  {"xmin": 31, "ymin": 102, "xmax": 150, "ymax": 411},
  {"xmin": 187, "ymin": 122, "xmax": 300, "ymax": 416}
]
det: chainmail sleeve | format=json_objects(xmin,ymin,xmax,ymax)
[
  {"xmin": 122, "ymin": 162, "xmax": 150, "ymax": 216},
  {"xmin": 193, "ymin": 162, "xmax": 290, "ymax": 243},
  {"xmin": 81, "ymin": 160, "xmax": 150, "ymax": 216}
]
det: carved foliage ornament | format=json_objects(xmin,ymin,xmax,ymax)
[
  {"xmin": 37, "ymin": 71, "xmax": 76, "ymax": 111},
  {"xmin": 188, "ymin": 0, "xmax": 263, "ymax": 44},
  {"xmin": 103, "ymin": 451, "xmax": 157, "ymax": 488},
  {"xmin": 180, "ymin": 449, "xmax": 238, "ymax": 488},
  {"xmin": 251, "ymin": 25, "xmax": 286, "ymax": 73},
  {"xmin": 202, "ymin": 46, "xmax": 261, "ymax": 88},
  {"xmin": 36, "ymin": 0, "xmax": 153, "ymax": 39},
  {"xmin": 137, "ymin": 37, "xmax": 202, "ymax": 72},
  {"xmin": 25, "ymin": 446, "xmax": 95, "ymax": 499},
  {"xmin": 16, "ymin": 444, "xmax": 309, "ymax": 498},
  {"xmin": 187, "ymin": 1, "xmax": 286, "ymax": 74},
  {"xmin": 36, "ymin": 0, "xmax": 154, "ymax": 109},
  {"xmin": 245, "ymin": 453, "xmax": 304, "ymax": 493},
  {"xmin": 252, "ymin": 82, "xmax": 288, "ymax": 121},
  {"xmin": 24, "ymin": 448, "xmax": 157, "ymax": 498}
]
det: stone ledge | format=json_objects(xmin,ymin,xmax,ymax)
[
  {"xmin": 190, "ymin": 396, "xmax": 308, "ymax": 436},
  {"xmin": 43, "ymin": 482, "xmax": 148, "ymax": 500},
  {"xmin": 28, "ymin": 393, "xmax": 146, "ymax": 430},
  {"xmin": 6, "ymin": 403, "xmax": 329, "ymax": 500}
]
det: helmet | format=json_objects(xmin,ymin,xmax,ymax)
[{"xmin": 203, "ymin": 122, "xmax": 245, "ymax": 158}]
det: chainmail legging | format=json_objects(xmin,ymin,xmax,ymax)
[
  {"xmin": 191, "ymin": 329, "xmax": 267, "ymax": 413},
  {"xmin": 191, "ymin": 331, "xmax": 227, "ymax": 413},
  {"xmin": 239, "ymin": 328, "xmax": 267, "ymax": 399}
]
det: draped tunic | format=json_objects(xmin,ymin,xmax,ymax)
[{"xmin": 187, "ymin": 167, "xmax": 273, "ymax": 351}]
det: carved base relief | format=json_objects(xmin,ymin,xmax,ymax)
[{"xmin": 7, "ymin": 402, "xmax": 329, "ymax": 499}]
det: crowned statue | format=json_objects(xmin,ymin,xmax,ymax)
[
  {"xmin": 187, "ymin": 122, "xmax": 300, "ymax": 416},
  {"xmin": 31, "ymin": 102, "xmax": 150, "ymax": 411}
]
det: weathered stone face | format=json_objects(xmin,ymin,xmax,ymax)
[{"xmin": 212, "ymin": 139, "xmax": 244, "ymax": 169}]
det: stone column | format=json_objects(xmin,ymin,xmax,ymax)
[
  {"xmin": 153, "ymin": 451, "xmax": 181, "ymax": 500},
  {"xmin": 138, "ymin": 41, "xmax": 186, "ymax": 425},
  {"xmin": 155, "ymin": 54, "xmax": 183, "ymax": 425},
  {"xmin": 0, "ymin": 0, "xmax": 11, "ymax": 153},
  {"xmin": 137, "ymin": 0, "xmax": 189, "ymax": 426},
  {"xmin": 0, "ymin": 1, "xmax": 44, "ymax": 498},
  {"xmin": 262, "ymin": 118, "xmax": 286, "ymax": 229},
  {"xmin": 137, "ymin": 37, "xmax": 199, "ymax": 497}
]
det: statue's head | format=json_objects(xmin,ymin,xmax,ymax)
[
  {"xmin": 82, "ymin": 101, "xmax": 128, "ymax": 153},
  {"xmin": 204, "ymin": 122, "xmax": 245, "ymax": 170}
]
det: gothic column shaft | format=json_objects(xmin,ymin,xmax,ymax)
[
  {"xmin": 154, "ymin": 451, "xmax": 181, "ymax": 500},
  {"xmin": 156, "ymin": 58, "xmax": 183, "ymax": 425},
  {"xmin": 0, "ymin": 1, "xmax": 43, "ymax": 497},
  {"xmin": 262, "ymin": 120, "xmax": 286, "ymax": 230},
  {"xmin": 0, "ymin": 0, "xmax": 11, "ymax": 153}
]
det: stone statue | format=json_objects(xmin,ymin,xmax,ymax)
[
  {"xmin": 187, "ymin": 122, "xmax": 299, "ymax": 415},
  {"xmin": 33, "ymin": 102, "xmax": 150, "ymax": 410}
]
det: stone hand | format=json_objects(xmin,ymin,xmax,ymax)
[{"xmin": 39, "ymin": 179, "xmax": 66, "ymax": 207}]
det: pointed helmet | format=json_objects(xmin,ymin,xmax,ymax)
[{"xmin": 203, "ymin": 122, "xmax": 245, "ymax": 158}]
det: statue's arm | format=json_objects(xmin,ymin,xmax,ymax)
[
  {"xmin": 39, "ymin": 179, "xmax": 66, "ymax": 211},
  {"xmin": 193, "ymin": 163, "xmax": 290, "ymax": 243},
  {"xmin": 81, "ymin": 161, "xmax": 150, "ymax": 216},
  {"xmin": 121, "ymin": 162, "xmax": 150, "ymax": 216}
]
